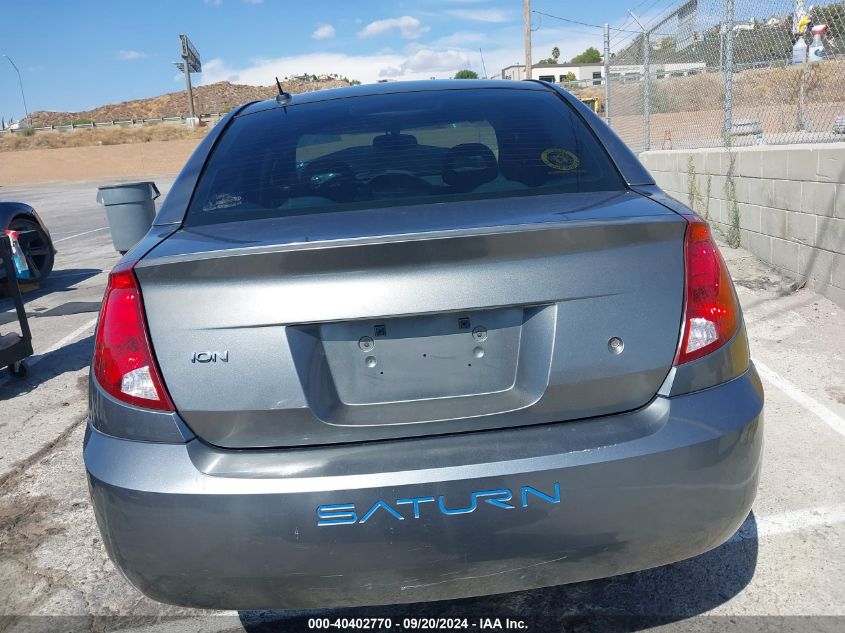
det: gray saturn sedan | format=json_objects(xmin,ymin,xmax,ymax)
[{"xmin": 85, "ymin": 80, "xmax": 763, "ymax": 610}]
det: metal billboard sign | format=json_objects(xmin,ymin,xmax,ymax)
[
  {"xmin": 676, "ymin": 0, "xmax": 698, "ymax": 51},
  {"xmin": 179, "ymin": 34, "xmax": 201, "ymax": 73}
]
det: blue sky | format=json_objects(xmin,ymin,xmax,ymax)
[{"xmin": 0, "ymin": 0, "xmax": 672, "ymax": 119}]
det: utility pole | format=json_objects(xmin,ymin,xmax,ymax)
[
  {"xmin": 603, "ymin": 23, "xmax": 611, "ymax": 125},
  {"xmin": 523, "ymin": 0, "xmax": 532, "ymax": 80},
  {"xmin": 629, "ymin": 11, "xmax": 650, "ymax": 151},
  {"xmin": 3, "ymin": 55, "xmax": 30, "ymax": 128}
]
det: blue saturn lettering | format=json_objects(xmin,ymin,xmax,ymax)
[
  {"xmin": 521, "ymin": 483, "xmax": 561, "ymax": 507},
  {"xmin": 316, "ymin": 503, "xmax": 358, "ymax": 526},
  {"xmin": 315, "ymin": 483, "xmax": 561, "ymax": 526},
  {"xmin": 438, "ymin": 489, "xmax": 516, "ymax": 515},
  {"xmin": 396, "ymin": 496, "xmax": 436, "ymax": 518},
  {"xmin": 359, "ymin": 500, "xmax": 405, "ymax": 523}
]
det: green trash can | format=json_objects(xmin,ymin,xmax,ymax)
[{"xmin": 96, "ymin": 181, "xmax": 160, "ymax": 254}]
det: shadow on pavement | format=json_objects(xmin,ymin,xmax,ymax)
[
  {"xmin": 0, "ymin": 334, "xmax": 93, "ymax": 400},
  {"xmin": 239, "ymin": 512, "xmax": 759, "ymax": 632},
  {"xmin": 0, "ymin": 267, "xmax": 102, "ymax": 326},
  {"xmin": 0, "ymin": 267, "xmax": 101, "ymax": 307},
  {"xmin": 0, "ymin": 299, "xmax": 101, "ymax": 327}
]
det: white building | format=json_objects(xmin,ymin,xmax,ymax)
[
  {"xmin": 501, "ymin": 62, "xmax": 604, "ymax": 84},
  {"xmin": 500, "ymin": 61, "xmax": 706, "ymax": 86}
]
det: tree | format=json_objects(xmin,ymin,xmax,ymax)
[
  {"xmin": 563, "ymin": 72, "xmax": 576, "ymax": 82},
  {"xmin": 537, "ymin": 46, "xmax": 562, "ymax": 64},
  {"xmin": 570, "ymin": 46, "xmax": 602, "ymax": 64},
  {"xmin": 454, "ymin": 69, "xmax": 479, "ymax": 79}
]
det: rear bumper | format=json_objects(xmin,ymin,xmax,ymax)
[{"xmin": 85, "ymin": 368, "xmax": 763, "ymax": 610}]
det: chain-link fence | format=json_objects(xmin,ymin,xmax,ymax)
[{"xmin": 576, "ymin": 0, "xmax": 845, "ymax": 153}]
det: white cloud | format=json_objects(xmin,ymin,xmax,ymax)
[
  {"xmin": 200, "ymin": 54, "xmax": 400, "ymax": 85},
  {"xmin": 118, "ymin": 50, "xmax": 145, "ymax": 60},
  {"xmin": 434, "ymin": 31, "xmax": 486, "ymax": 47},
  {"xmin": 243, "ymin": 0, "xmax": 264, "ymax": 4},
  {"xmin": 199, "ymin": 48, "xmax": 476, "ymax": 86},
  {"xmin": 386, "ymin": 48, "xmax": 470, "ymax": 76},
  {"xmin": 204, "ymin": 0, "xmax": 222, "ymax": 5},
  {"xmin": 312, "ymin": 24, "xmax": 336, "ymax": 40},
  {"xmin": 358, "ymin": 16, "xmax": 429, "ymax": 39},
  {"xmin": 445, "ymin": 8, "xmax": 509, "ymax": 23}
]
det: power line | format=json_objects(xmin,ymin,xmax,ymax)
[
  {"xmin": 531, "ymin": 10, "xmax": 672, "ymax": 47},
  {"xmin": 532, "ymin": 13, "xmax": 616, "ymax": 39},
  {"xmin": 532, "ymin": 10, "xmax": 636, "ymax": 33},
  {"xmin": 532, "ymin": 10, "xmax": 672, "ymax": 36}
]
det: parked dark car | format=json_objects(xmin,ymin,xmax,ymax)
[
  {"xmin": 84, "ymin": 80, "xmax": 763, "ymax": 610},
  {"xmin": 0, "ymin": 201, "xmax": 55, "ymax": 282}
]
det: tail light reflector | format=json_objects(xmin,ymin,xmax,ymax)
[
  {"xmin": 93, "ymin": 261, "xmax": 174, "ymax": 411},
  {"xmin": 675, "ymin": 216, "xmax": 740, "ymax": 365}
]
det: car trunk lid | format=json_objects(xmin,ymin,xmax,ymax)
[{"xmin": 136, "ymin": 191, "xmax": 686, "ymax": 448}]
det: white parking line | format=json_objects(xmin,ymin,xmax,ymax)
[
  {"xmin": 53, "ymin": 226, "xmax": 108, "ymax": 242},
  {"xmin": 730, "ymin": 504, "xmax": 845, "ymax": 543},
  {"xmin": 0, "ymin": 316, "xmax": 99, "ymax": 388},
  {"xmin": 27, "ymin": 315, "xmax": 99, "ymax": 368},
  {"xmin": 753, "ymin": 357, "xmax": 845, "ymax": 439}
]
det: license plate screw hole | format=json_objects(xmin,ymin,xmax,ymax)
[
  {"xmin": 458, "ymin": 317, "xmax": 470, "ymax": 330},
  {"xmin": 608, "ymin": 337, "xmax": 624, "ymax": 355}
]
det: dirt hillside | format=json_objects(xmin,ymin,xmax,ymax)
[{"xmin": 27, "ymin": 78, "xmax": 351, "ymax": 127}]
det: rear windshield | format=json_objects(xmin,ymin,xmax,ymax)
[{"xmin": 185, "ymin": 88, "xmax": 624, "ymax": 227}]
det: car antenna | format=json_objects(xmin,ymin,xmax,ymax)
[{"xmin": 275, "ymin": 77, "xmax": 292, "ymax": 106}]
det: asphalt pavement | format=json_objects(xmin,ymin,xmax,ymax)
[{"xmin": 0, "ymin": 180, "xmax": 843, "ymax": 632}]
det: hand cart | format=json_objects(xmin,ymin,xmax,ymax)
[{"xmin": 0, "ymin": 232, "xmax": 34, "ymax": 378}]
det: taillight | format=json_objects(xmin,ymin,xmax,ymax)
[
  {"xmin": 674, "ymin": 216, "xmax": 740, "ymax": 365},
  {"xmin": 93, "ymin": 260, "xmax": 174, "ymax": 411}
]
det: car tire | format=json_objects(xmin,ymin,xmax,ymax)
[{"xmin": 8, "ymin": 216, "xmax": 54, "ymax": 282}]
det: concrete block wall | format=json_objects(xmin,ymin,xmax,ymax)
[{"xmin": 640, "ymin": 144, "xmax": 845, "ymax": 309}]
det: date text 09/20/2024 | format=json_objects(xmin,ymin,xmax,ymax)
[{"xmin": 308, "ymin": 617, "xmax": 529, "ymax": 629}]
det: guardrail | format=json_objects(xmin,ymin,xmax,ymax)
[{"xmin": 0, "ymin": 112, "xmax": 225, "ymax": 134}]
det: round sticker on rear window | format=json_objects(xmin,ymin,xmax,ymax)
[{"xmin": 541, "ymin": 148, "xmax": 580, "ymax": 172}]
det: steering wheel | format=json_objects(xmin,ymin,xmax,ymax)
[
  {"xmin": 368, "ymin": 172, "xmax": 433, "ymax": 198},
  {"xmin": 302, "ymin": 159, "xmax": 357, "ymax": 203}
]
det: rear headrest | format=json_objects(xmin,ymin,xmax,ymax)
[
  {"xmin": 442, "ymin": 143, "xmax": 498, "ymax": 191},
  {"xmin": 372, "ymin": 133, "xmax": 418, "ymax": 150},
  {"xmin": 498, "ymin": 132, "xmax": 556, "ymax": 187}
]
